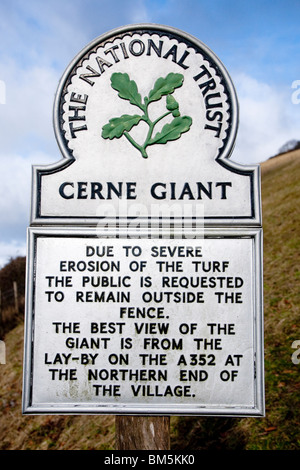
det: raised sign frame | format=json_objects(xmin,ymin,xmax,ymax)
[{"xmin": 23, "ymin": 226, "xmax": 264, "ymax": 416}]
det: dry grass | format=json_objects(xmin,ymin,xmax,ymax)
[
  {"xmin": 0, "ymin": 151, "xmax": 299, "ymax": 450},
  {"xmin": 0, "ymin": 324, "xmax": 115, "ymax": 450},
  {"xmin": 234, "ymin": 150, "xmax": 300, "ymax": 449},
  {"xmin": 261, "ymin": 149, "xmax": 300, "ymax": 176}
]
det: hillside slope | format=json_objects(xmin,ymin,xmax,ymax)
[
  {"xmin": 0, "ymin": 151, "xmax": 299, "ymax": 450},
  {"xmin": 172, "ymin": 149, "xmax": 300, "ymax": 450},
  {"xmin": 240, "ymin": 149, "xmax": 299, "ymax": 449}
]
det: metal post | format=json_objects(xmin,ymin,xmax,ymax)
[{"xmin": 115, "ymin": 416, "xmax": 170, "ymax": 450}]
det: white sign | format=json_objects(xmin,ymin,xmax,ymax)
[
  {"xmin": 23, "ymin": 25, "xmax": 264, "ymax": 416},
  {"xmin": 31, "ymin": 24, "xmax": 261, "ymax": 226},
  {"xmin": 23, "ymin": 228, "xmax": 264, "ymax": 415}
]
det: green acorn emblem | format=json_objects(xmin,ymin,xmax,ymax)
[{"xmin": 102, "ymin": 72, "xmax": 192, "ymax": 158}]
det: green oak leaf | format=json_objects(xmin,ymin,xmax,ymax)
[
  {"xmin": 102, "ymin": 72, "xmax": 192, "ymax": 158},
  {"xmin": 149, "ymin": 116, "xmax": 192, "ymax": 145},
  {"xmin": 102, "ymin": 114, "xmax": 143, "ymax": 139},
  {"xmin": 110, "ymin": 73, "xmax": 143, "ymax": 109},
  {"xmin": 147, "ymin": 73, "xmax": 184, "ymax": 103}
]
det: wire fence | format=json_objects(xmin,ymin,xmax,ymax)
[
  {"xmin": 0, "ymin": 281, "xmax": 23, "ymax": 339},
  {"xmin": 0, "ymin": 282, "xmax": 18, "ymax": 309}
]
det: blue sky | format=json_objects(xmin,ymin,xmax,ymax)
[{"xmin": 0, "ymin": 0, "xmax": 299, "ymax": 266}]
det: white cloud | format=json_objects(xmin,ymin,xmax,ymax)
[
  {"xmin": 0, "ymin": 57, "xmax": 60, "ymax": 263},
  {"xmin": 0, "ymin": 239, "xmax": 26, "ymax": 269},
  {"xmin": 0, "ymin": 59, "xmax": 59, "ymax": 156},
  {"xmin": 0, "ymin": 154, "xmax": 31, "ymax": 224},
  {"xmin": 0, "ymin": 151, "xmax": 57, "ymax": 267},
  {"xmin": 0, "ymin": 152, "xmax": 54, "ymax": 227},
  {"xmin": 128, "ymin": 0, "xmax": 151, "ymax": 23},
  {"xmin": 231, "ymin": 73, "xmax": 300, "ymax": 165}
]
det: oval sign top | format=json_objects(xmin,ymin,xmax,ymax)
[
  {"xmin": 54, "ymin": 24, "xmax": 238, "ymax": 164},
  {"xmin": 32, "ymin": 24, "xmax": 261, "ymax": 226}
]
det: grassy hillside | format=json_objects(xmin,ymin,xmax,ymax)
[{"xmin": 0, "ymin": 151, "xmax": 299, "ymax": 450}]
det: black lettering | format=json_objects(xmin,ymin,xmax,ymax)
[
  {"xmin": 198, "ymin": 78, "xmax": 217, "ymax": 96},
  {"xmin": 70, "ymin": 92, "xmax": 88, "ymax": 104},
  {"xmin": 206, "ymin": 110, "xmax": 223, "ymax": 122},
  {"xmin": 95, "ymin": 55, "xmax": 113, "ymax": 73},
  {"xmin": 129, "ymin": 39, "xmax": 145, "ymax": 56},
  {"xmin": 151, "ymin": 182, "xmax": 166, "ymax": 199},
  {"xmin": 127, "ymin": 182, "xmax": 137, "ymax": 199},
  {"xmin": 193, "ymin": 64, "xmax": 212, "ymax": 82},
  {"xmin": 59, "ymin": 182, "xmax": 74, "ymax": 199},
  {"xmin": 77, "ymin": 182, "xmax": 88, "ymax": 199},
  {"xmin": 147, "ymin": 39, "xmax": 163, "ymax": 57},
  {"xmin": 216, "ymin": 182, "xmax": 232, "ymax": 199},
  {"xmin": 79, "ymin": 65, "xmax": 101, "ymax": 86},
  {"xmin": 196, "ymin": 182, "xmax": 212, "ymax": 199},
  {"xmin": 69, "ymin": 122, "xmax": 88, "ymax": 138},
  {"xmin": 205, "ymin": 92, "xmax": 222, "ymax": 109},
  {"xmin": 178, "ymin": 182, "xmax": 195, "ymax": 200},
  {"xmin": 177, "ymin": 50, "xmax": 190, "ymax": 70},
  {"xmin": 120, "ymin": 42, "xmax": 129, "ymax": 59},
  {"xmin": 107, "ymin": 182, "xmax": 122, "ymax": 199},
  {"xmin": 205, "ymin": 122, "xmax": 222, "ymax": 137},
  {"xmin": 104, "ymin": 45, "xmax": 120, "ymax": 63},
  {"xmin": 68, "ymin": 105, "xmax": 86, "ymax": 122},
  {"xmin": 163, "ymin": 44, "xmax": 177, "ymax": 63},
  {"xmin": 90, "ymin": 182, "xmax": 104, "ymax": 199}
]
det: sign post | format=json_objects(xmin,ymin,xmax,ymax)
[
  {"xmin": 23, "ymin": 24, "xmax": 264, "ymax": 449},
  {"xmin": 115, "ymin": 416, "xmax": 170, "ymax": 450}
]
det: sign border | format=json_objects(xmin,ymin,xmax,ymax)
[{"xmin": 22, "ymin": 226, "xmax": 264, "ymax": 417}]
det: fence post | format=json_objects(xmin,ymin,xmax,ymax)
[
  {"xmin": 13, "ymin": 281, "xmax": 18, "ymax": 312},
  {"xmin": 0, "ymin": 340, "xmax": 5, "ymax": 364},
  {"xmin": 0, "ymin": 289, "xmax": 2, "ymax": 335}
]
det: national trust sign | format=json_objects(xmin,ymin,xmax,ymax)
[{"xmin": 23, "ymin": 25, "xmax": 264, "ymax": 417}]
